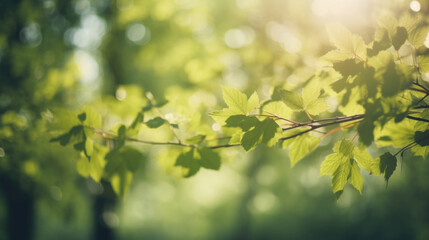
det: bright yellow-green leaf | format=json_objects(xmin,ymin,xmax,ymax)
[
  {"xmin": 349, "ymin": 161, "xmax": 364, "ymax": 194},
  {"xmin": 320, "ymin": 153, "xmax": 344, "ymax": 176},
  {"xmin": 247, "ymin": 91, "xmax": 259, "ymax": 113},
  {"xmin": 76, "ymin": 144, "xmax": 109, "ymax": 182},
  {"xmin": 418, "ymin": 55, "xmax": 429, "ymax": 73},
  {"xmin": 111, "ymin": 170, "xmax": 133, "ymax": 197},
  {"xmin": 353, "ymin": 146, "xmax": 373, "ymax": 172},
  {"xmin": 339, "ymin": 140, "xmax": 355, "ymax": 158},
  {"xmin": 262, "ymin": 101, "xmax": 293, "ymax": 123},
  {"xmin": 85, "ymin": 138, "xmax": 94, "ymax": 158},
  {"xmin": 222, "ymin": 87, "xmax": 248, "ymax": 114},
  {"xmin": 289, "ymin": 135, "xmax": 320, "ymax": 167},
  {"xmin": 327, "ymin": 23, "xmax": 367, "ymax": 59},
  {"xmin": 281, "ymin": 90, "xmax": 304, "ymax": 110},
  {"xmin": 327, "ymin": 23, "xmax": 354, "ymax": 53},
  {"xmin": 332, "ymin": 160, "xmax": 351, "ymax": 193},
  {"xmin": 229, "ymin": 130, "xmax": 243, "ymax": 145},
  {"xmin": 377, "ymin": 14, "xmax": 398, "ymax": 37},
  {"xmin": 320, "ymin": 50, "xmax": 354, "ymax": 63},
  {"xmin": 399, "ymin": 13, "xmax": 419, "ymax": 31},
  {"xmin": 305, "ymin": 98, "xmax": 330, "ymax": 116},
  {"xmin": 82, "ymin": 105, "xmax": 102, "ymax": 128},
  {"xmin": 302, "ymin": 80, "xmax": 320, "ymax": 107},
  {"xmin": 409, "ymin": 26, "xmax": 428, "ymax": 49}
]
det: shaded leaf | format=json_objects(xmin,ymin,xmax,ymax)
[
  {"xmin": 414, "ymin": 130, "xmax": 429, "ymax": 146},
  {"xmin": 146, "ymin": 117, "xmax": 166, "ymax": 128},
  {"xmin": 198, "ymin": 147, "xmax": 221, "ymax": 170},
  {"xmin": 392, "ymin": 26, "xmax": 408, "ymax": 50},
  {"xmin": 175, "ymin": 149, "xmax": 200, "ymax": 177},
  {"xmin": 241, "ymin": 118, "xmax": 278, "ymax": 151},
  {"xmin": 379, "ymin": 152, "xmax": 397, "ymax": 182}
]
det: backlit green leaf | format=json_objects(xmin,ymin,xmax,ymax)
[
  {"xmin": 289, "ymin": 135, "xmax": 320, "ymax": 167},
  {"xmin": 280, "ymin": 90, "xmax": 304, "ymax": 110},
  {"xmin": 247, "ymin": 91, "xmax": 259, "ymax": 113},
  {"xmin": 349, "ymin": 161, "xmax": 364, "ymax": 194},
  {"xmin": 222, "ymin": 87, "xmax": 248, "ymax": 114},
  {"xmin": 418, "ymin": 55, "xmax": 429, "ymax": 73}
]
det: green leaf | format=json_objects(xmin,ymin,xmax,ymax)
[
  {"xmin": 185, "ymin": 134, "xmax": 206, "ymax": 144},
  {"xmin": 247, "ymin": 91, "xmax": 259, "ymax": 113},
  {"xmin": 414, "ymin": 130, "xmax": 429, "ymax": 146},
  {"xmin": 198, "ymin": 147, "xmax": 221, "ymax": 170},
  {"xmin": 154, "ymin": 99, "xmax": 168, "ymax": 108},
  {"xmin": 377, "ymin": 14, "xmax": 398, "ymax": 37},
  {"xmin": 305, "ymin": 98, "xmax": 330, "ymax": 116},
  {"xmin": 332, "ymin": 59, "xmax": 364, "ymax": 78},
  {"xmin": 326, "ymin": 23, "xmax": 367, "ymax": 58},
  {"xmin": 358, "ymin": 119, "xmax": 375, "ymax": 146},
  {"xmin": 353, "ymin": 146, "xmax": 373, "ymax": 172},
  {"xmin": 228, "ymin": 130, "xmax": 243, "ymax": 145},
  {"xmin": 241, "ymin": 118, "xmax": 278, "ymax": 151},
  {"xmin": 104, "ymin": 146, "xmax": 144, "ymax": 178},
  {"xmin": 409, "ymin": 26, "xmax": 428, "ymax": 49},
  {"xmin": 321, "ymin": 50, "xmax": 354, "ymax": 63},
  {"xmin": 117, "ymin": 125, "xmax": 126, "ymax": 148},
  {"xmin": 225, "ymin": 115, "xmax": 258, "ymax": 131},
  {"xmin": 104, "ymin": 146, "xmax": 145, "ymax": 196},
  {"xmin": 349, "ymin": 161, "xmax": 364, "ymax": 194},
  {"xmin": 50, "ymin": 125, "xmax": 84, "ymax": 146},
  {"xmin": 280, "ymin": 90, "xmax": 304, "ymax": 110},
  {"xmin": 339, "ymin": 140, "xmax": 355, "ymax": 158},
  {"xmin": 145, "ymin": 117, "xmax": 166, "ymax": 128},
  {"xmin": 332, "ymin": 159, "xmax": 352, "ymax": 194},
  {"xmin": 78, "ymin": 112, "xmax": 86, "ymax": 122},
  {"xmin": 142, "ymin": 102, "xmax": 153, "ymax": 112},
  {"xmin": 85, "ymin": 138, "xmax": 94, "ymax": 158},
  {"xmin": 222, "ymin": 87, "xmax": 248, "ymax": 114},
  {"xmin": 50, "ymin": 108, "xmax": 81, "ymax": 131},
  {"xmin": 320, "ymin": 153, "xmax": 344, "ymax": 176},
  {"xmin": 289, "ymin": 135, "xmax": 320, "ymax": 167},
  {"xmin": 262, "ymin": 101, "xmax": 292, "ymax": 120},
  {"xmin": 302, "ymin": 80, "xmax": 321, "ymax": 107},
  {"xmin": 111, "ymin": 170, "xmax": 133, "ymax": 197},
  {"xmin": 379, "ymin": 152, "xmax": 397, "ymax": 182},
  {"xmin": 76, "ymin": 144, "xmax": 109, "ymax": 182},
  {"xmin": 418, "ymin": 55, "xmax": 429, "ymax": 73},
  {"xmin": 82, "ymin": 106, "xmax": 102, "ymax": 128},
  {"xmin": 175, "ymin": 149, "xmax": 200, "ymax": 177},
  {"xmin": 129, "ymin": 112, "xmax": 144, "ymax": 130},
  {"xmin": 320, "ymin": 140, "xmax": 368, "ymax": 197},
  {"xmin": 381, "ymin": 61, "xmax": 411, "ymax": 97},
  {"xmin": 392, "ymin": 26, "xmax": 408, "ymax": 50}
]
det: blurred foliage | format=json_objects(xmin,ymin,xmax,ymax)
[{"xmin": 1, "ymin": 0, "xmax": 429, "ymax": 240}]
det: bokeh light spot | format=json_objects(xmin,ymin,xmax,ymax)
[{"xmin": 410, "ymin": 1, "xmax": 421, "ymax": 12}]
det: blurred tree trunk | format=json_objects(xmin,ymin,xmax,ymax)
[
  {"xmin": 230, "ymin": 146, "xmax": 267, "ymax": 240},
  {"xmin": 0, "ymin": 173, "xmax": 35, "ymax": 240},
  {"xmin": 93, "ymin": 180, "xmax": 118, "ymax": 240}
]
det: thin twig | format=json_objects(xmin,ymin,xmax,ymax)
[{"xmin": 145, "ymin": 92, "xmax": 183, "ymax": 144}]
